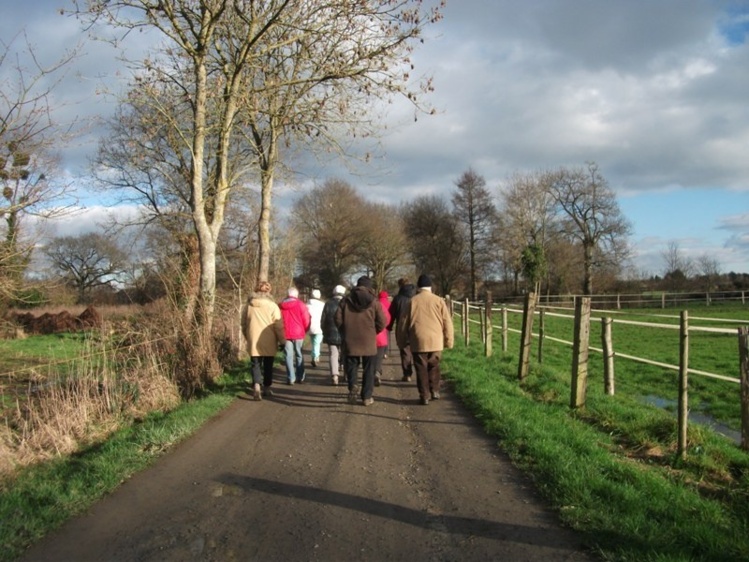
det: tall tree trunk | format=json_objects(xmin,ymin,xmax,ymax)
[
  {"xmin": 583, "ymin": 242, "xmax": 594, "ymax": 295},
  {"xmin": 258, "ymin": 170, "xmax": 274, "ymax": 284},
  {"xmin": 257, "ymin": 131, "xmax": 278, "ymax": 284}
]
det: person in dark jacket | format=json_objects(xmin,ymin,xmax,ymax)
[
  {"xmin": 387, "ymin": 277, "xmax": 416, "ymax": 381},
  {"xmin": 335, "ymin": 276, "xmax": 386, "ymax": 406},
  {"xmin": 321, "ymin": 284, "xmax": 346, "ymax": 385}
]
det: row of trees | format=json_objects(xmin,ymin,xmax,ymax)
[{"xmin": 287, "ymin": 162, "xmax": 633, "ymax": 303}]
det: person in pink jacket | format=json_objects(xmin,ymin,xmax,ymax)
[
  {"xmin": 279, "ymin": 287, "xmax": 311, "ymax": 384},
  {"xmin": 374, "ymin": 290, "xmax": 391, "ymax": 386}
]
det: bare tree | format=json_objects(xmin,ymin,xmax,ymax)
[
  {"xmin": 0, "ymin": 32, "xmax": 79, "ymax": 307},
  {"xmin": 402, "ymin": 195, "xmax": 467, "ymax": 296},
  {"xmin": 74, "ymin": 0, "xmax": 443, "ymax": 335},
  {"xmin": 358, "ymin": 201, "xmax": 409, "ymax": 292},
  {"xmin": 547, "ymin": 162, "xmax": 631, "ymax": 295},
  {"xmin": 497, "ymin": 170, "xmax": 558, "ymax": 294},
  {"xmin": 662, "ymin": 240, "xmax": 694, "ymax": 278},
  {"xmin": 697, "ymin": 253, "xmax": 721, "ymax": 293},
  {"xmin": 291, "ymin": 179, "xmax": 369, "ymax": 292},
  {"xmin": 451, "ymin": 168, "xmax": 497, "ymax": 300},
  {"xmin": 44, "ymin": 232, "xmax": 128, "ymax": 304}
]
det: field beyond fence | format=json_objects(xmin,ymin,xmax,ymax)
[{"xmin": 449, "ymin": 294, "xmax": 749, "ymax": 457}]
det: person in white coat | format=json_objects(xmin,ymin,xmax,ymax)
[{"xmin": 307, "ymin": 289, "xmax": 325, "ymax": 367}]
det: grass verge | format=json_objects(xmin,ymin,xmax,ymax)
[
  {"xmin": 0, "ymin": 370, "xmax": 244, "ymax": 562},
  {"xmin": 444, "ymin": 343, "xmax": 749, "ymax": 562}
]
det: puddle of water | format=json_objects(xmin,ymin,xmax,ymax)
[{"xmin": 642, "ymin": 395, "xmax": 741, "ymax": 445}]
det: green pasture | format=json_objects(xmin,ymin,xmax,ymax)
[
  {"xmin": 444, "ymin": 332, "xmax": 749, "ymax": 562},
  {"xmin": 464, "ymin": 303, "xmax": 749, "ymax": 433}
]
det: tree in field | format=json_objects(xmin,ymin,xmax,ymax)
[
  {"xmin": 547, "ymin": 162, "xmax": 631, "ymax": 295},
  {"xmin": 291, "ymin": 179, "xmax": 369, "ymax": 292},
  {"xmin": 451, "ymin": 169, "xmax": 497, "ymax": 300},
  {"xmin": 0, "ymin": 33, "xmax": 79, "ymax": 308},
  {"xmin": 661, "ymin": 240, "xmax": 694, "ymax": 292},
  {"xmin": 696, "ymin": 253, "xmax": 721, "ymax": 294},
  {"xmin": 497, "ymin": 171, "xmax": 558, "ymax": 294},
  {"xmin": 402, "ymin": 195, "xmax": 467, "ymax": 296},
  {"xmin": 74, "ymin": 0, "xmax": 443, "ymax": 338},
  {"xmin": 44, "ymin": 232, "xmax": 127, "ymax": 304}
]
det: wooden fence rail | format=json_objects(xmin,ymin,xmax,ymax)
[{"xmin": 451, "ymin": 298, "xmax": 749, "ymax": 454}]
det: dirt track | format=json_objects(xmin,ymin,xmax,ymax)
[{"xmin": 20, "ymin": 347, "xmax": 595, "ymax": 562}]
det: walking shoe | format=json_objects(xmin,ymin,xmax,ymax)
[
  {"xmin": 253, "ymin": 383, "xmax": 262, "ymax": 401},
  {"xmin": 312, "ymin": 359, "xmax": 317, "ymax": 367},
  {"xmin": 348, "ymin": 385, "xmax": 359, "ymax": 404},
  {"xmin": 401, "ymin": 375, "xmax": 411, "ymax": 382},
  {"xmin": 332, "ymin": 375, "xmax": 339, "ymax": 386},
  {"xmin": 363, "ymin": 397, "xmax": 374, "ymax": 406},
  {"xmin": 262, "ymin": 386, "xmax": 273, "ymax": 397},
  {"xmin": 431, "ymin": 391, "xmax": 441, "ymax": 400},
  {"xmin": 420, "ymin": 397, "xmax": 430, "ymax": 405},
  {"xmin": 375, "ymin": 373, "xmax": 381, "ymax": 386}
]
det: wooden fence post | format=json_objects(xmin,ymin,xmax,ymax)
[
  {"xmin": 485, "ymin": 292, "xmax": 493, "ymax": 357},
  {"xmin": 463, "ymin": 298, "xmax": 470, "ymax": 346},
  {"xmin": 739, "ymin": 326, "xmax": 749, "ymax": 451},
  {"xmin": 480, "ymin": 301, "xmax": 486, "ymax": 344},
  {"xmin": 570, "ymin": 297, "xmax": 591, "ymax": 409},
  {"xmin": 518, "ymin": 292, "xmax": 537, "ymax": 381},
  {"xmin": 602, "ymin": 317, "xmax": 615, "ymax": 396},
  {"xmin": 661, "ymin": 293, "xmax": 666, "ymax": 309},
  {"xmin": 677, "ymin": 311, "xmax": 689, "ymax": 460},
  {"xmin": 501, "ymin": 306, "xmax": 508, "ymax": 353},
  {"xmin": 537, "ymin": 309, "xmax": 545, "ymax": 363}
]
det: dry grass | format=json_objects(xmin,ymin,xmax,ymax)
[
  {"xmin": 0, "ymin": 298, "xmax": 243, "ymax": 477},
  {"xmin": 1, "ymin": 324, "xmax": 181, "ymax": 478}
]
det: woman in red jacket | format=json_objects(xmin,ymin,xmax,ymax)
[
  {"xmin": 279, "ymin": 287, "xmax": 311, "ymax": 384},
  {"xmin": 374, "ymin": 290, "xmax": 391, "ymax": 386}
]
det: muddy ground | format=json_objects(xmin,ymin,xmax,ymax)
[{"xmin": 20, "ymin": 348, "xmax": 595, "ymax": 562}]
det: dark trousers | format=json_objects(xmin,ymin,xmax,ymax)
[
  {"xmin": 413, "ymin": 351, "xmax": 442, "ymax": 399},
  {"xmin": 250, "ymin": 356, "xmax": 275, "ymax": 387},
  {"xmin": 345, "ymin": 355, "xmax": 376, "ymax": 399},
  {"xmin": 399, "ymin": 344, "xmax": 413, "ymax": 377}
]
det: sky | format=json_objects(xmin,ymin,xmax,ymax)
[{"xmin": 2, "ymin": 0, "xmax": 749, "ymax": 277}]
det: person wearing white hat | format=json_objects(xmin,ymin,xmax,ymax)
[
  {"xmin": 321, "ymin": 285, "xmax": 346, "ymax": 385},
  {"xmin": 307, "ymin": 288, "xmax": 325, "ymax": 367}
]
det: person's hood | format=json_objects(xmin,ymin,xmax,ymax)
[
  {"xmin": 399, "ymin": 284, "xmax": 416, "ymax": 298},
  {"xmin": 279, "ymin": 297, "xmax": 300, "ymax": 310},
  {"xmin": 249, "ymin": 292, "xmax": 274, "ymax": 306},
  {"xmin": 346, "ymin": 285, "xmax": 376, "ymax": 312}
]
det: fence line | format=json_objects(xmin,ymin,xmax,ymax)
[{"xmin": 450, "ymin": 297, "xmax": 748, "ymax": 452}]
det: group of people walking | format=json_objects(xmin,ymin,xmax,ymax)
[{"xmin": 240, "ymin": 274, "xmax": 453, "ymax": 406}]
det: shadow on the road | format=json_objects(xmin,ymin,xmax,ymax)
[{"xmin": 215, "ymin": 473, "xmax": 580, "ymax": 550}]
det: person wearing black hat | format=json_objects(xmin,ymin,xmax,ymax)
[
  {"xmin": 397, "ymin": 274, "xmax": 454, "ymax": 405},
  {"xmin": 387, "ymin": 277, "xmax": 416, "ymax": 382},
  {"xmin": 334, "ymin": 276, "xmax": 387, "ymax": 406}
]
